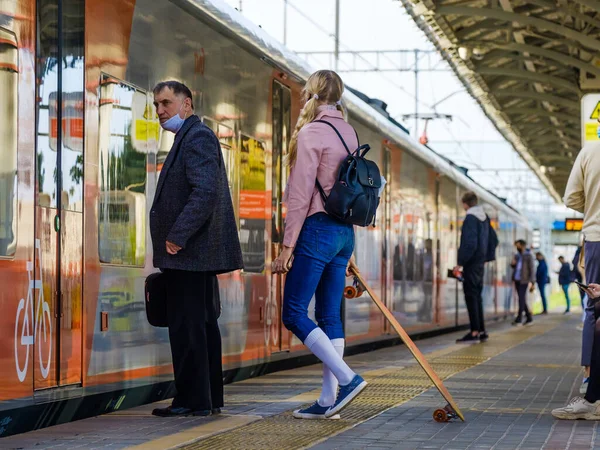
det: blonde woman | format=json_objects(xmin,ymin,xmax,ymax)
[{"xmin": 272, "ymin": 70, "xmax": 366, "ymax": 419}]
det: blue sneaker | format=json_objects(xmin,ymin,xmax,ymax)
[
  {"xmin": 325, "ymin": 374, "xmax": 367, "ymax": 418},
  {"xmin": 293, "ymin": 401, "xmax": 340, "ymax": 420}
]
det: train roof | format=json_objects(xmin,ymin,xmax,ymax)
[{"xmin": 175, "ymin": 0, "xmax": 528, "ymax": 223}]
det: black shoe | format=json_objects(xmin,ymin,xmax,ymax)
[
  {"xmin": 512, "ymin": 317, "xmax": 522, "ymax": 326},
  {"xmin": 192, "ymin": 409, "xmax": 212, "ymax": 417},
  {"xmin": 564, "ymin": 310, "xmax": 571, "ymax": 314},
  {"xmin": 456, "ymin": 332, "xmax": 479, "ymax": 343},
  {"xmin": 211, "ymin": 408, "xmax": 222, "ymax": 415},
  {"xmin": 152, "ymin": 406, "xmax": 193, "ymax": 417},
  {"xmin": 479, "ymin": 332, "xmax": 489, "ymax": 342},
  {"xmin": 524, "ymin": 317, "xmax": 533, "ymax": 325},
  {"xmin": 542, "ymin": 311, "xmax": 548, "ymax": 315}
]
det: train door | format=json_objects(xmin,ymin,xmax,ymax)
[
  {"xmin": 270, "ymin": 80, "xmax": 292, "ymax": 352},
  {"xmin": 31, "ymin": 0, "xmax": 84, "ymax": 389}
]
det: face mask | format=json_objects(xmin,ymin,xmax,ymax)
[{"xmin": 160, "ymin": 104, "xmax": 187, "ymax": 133}]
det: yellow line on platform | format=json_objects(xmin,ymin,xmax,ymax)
[{"xmin": 125, "ymin": 415, "xmax": 261, "ymax": 450}]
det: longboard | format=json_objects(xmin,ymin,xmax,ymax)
[{"xmin": 348, "ymin": 267, "xmax": 465, "ymax": 422}]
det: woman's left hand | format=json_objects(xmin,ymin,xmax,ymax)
[{"xmin": 272, "ymin": 246, "xmax": 294, "ymax": 274}]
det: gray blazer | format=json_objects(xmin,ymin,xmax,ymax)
[
  {"xmin": 512, "ymin": 251, "xmax": 536, "ymax": 285},
  {"xmin": 150, "ymin": 115, "xmax": 243, "ymax": 273}
]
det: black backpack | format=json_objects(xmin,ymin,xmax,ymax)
[
  {"xmin": 485, "ymin": 217, "xmax": 499, "ymax": 262},
  {"xmin": 314, "ymin": 120, "xmax": 382, "ymax": 227}
]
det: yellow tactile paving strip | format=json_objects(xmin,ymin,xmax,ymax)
[{"xmin": 167, "ymin": 319, "xmax": 562, "ymax": 450}]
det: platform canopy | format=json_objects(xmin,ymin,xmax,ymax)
[{"xmin": 398, "ymin": 0, "xmax": 600, "ymax": 202}]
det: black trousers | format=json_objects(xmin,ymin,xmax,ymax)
[
  {"xmin": 585, "ymin": 301, "xmax": 600, "ymax": 402},
  {"xmin": 515, "ymin": 282, "xmax": 531, "ymax": 320},
  {"xmin": 463, "ymin": 264, "xmax": 485, "ymax": 333},
  {"xmin": 164, "ymin": 269, "xmax": 223, "ymax": 410}
]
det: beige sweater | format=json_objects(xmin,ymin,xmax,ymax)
[{"xmin": 564, "ymin": 141, "xmax": 600, "ymax": 242}]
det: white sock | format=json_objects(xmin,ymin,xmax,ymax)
[
  {"xmin": 318, "ymin": 338, "xmax": 345, "ymax": 407},
  {"xmin": 304, "ymin": 328, "xmax": 354, "ymax": 386}
]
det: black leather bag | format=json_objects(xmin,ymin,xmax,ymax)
[
  {"xmin": 145, "ymin": 272, "xmax": 168, "ymax": 327},
  {"xmin": 314, "ymin": 120, "xmax": 381, "ymax": 227}
]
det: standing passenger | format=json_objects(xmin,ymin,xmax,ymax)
[
  {"xmin": 563, "ymin": 139, "xmax": 600, "ymax": 396},
  {"xmin": 272, "ymin": 70, "xmax": 366, "ymax": 420},
  {"xmin": 454, "ymin": 192, "xmax": 490, "ymax": 343},
  {"xmin": 535, "ymin": 252, "xmax": 549, "ymax": 314},
  {"xmin": 558, "ymin": 256, "xmax": 572, "ymax": 314},
  {"xmin": 511, "ymin": 240, "xmax": 535, "ymax": 325},
  {"xmin": 150, "ymin": 81, "xmax": 243, "ymax": 417}
]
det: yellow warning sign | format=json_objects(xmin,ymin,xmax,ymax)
[
  {"xmin": 586, "ymin": 123, "xmax": 600, "ymax": 141},
  {"xmin": 590, "ymin": 101, "xmax": 600, "ymax": 119}
]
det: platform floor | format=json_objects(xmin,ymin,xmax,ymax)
[{"xmin": 1, "ymin": 312, "xmax": 595, "ymax": 450}]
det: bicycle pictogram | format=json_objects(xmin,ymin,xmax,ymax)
[{"xmin": 14, "ymin": 239, "xmax": 52, "ymax": 382}]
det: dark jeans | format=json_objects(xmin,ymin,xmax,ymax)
[
  {"xmin": 583, "ymin": 242, "xmax": 600, "ymax": 366},
  {"xmin": 561, "ymin": 284, "xmax": 571, "ymax": 311},
  {"xmin": 282, "ymin": 213, "xmax": 354, "ymax": 342},
  {"xmin": 164, "ymin": 269, "xmax": 223, "ymax": 410},
  {"xmin": 463, "ymin": 264, "xmax": 485, "ymax": 333},
  {"xmin": 537, "ymin": 282, "xmax": 548, "ymax": 313},
  {"xmin": 515, "ymin": 282, "xmax": 531, "ymax": 320},
  {"xmin": 585, "ymin": 300, "xmax": 600, "ymax": 403}
]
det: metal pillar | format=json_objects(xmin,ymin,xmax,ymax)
[
  {"xmin": 334, "ymin": 0, "xmax": 340, "ymax": 71},
  {"xmin": 283, "ymin": 0, "xmax": 288, "ymax": 45},
  {"xmin": 414, "ymin": 49, "xmax": 419, "ymax": 136}
]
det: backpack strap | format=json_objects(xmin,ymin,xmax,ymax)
[{"xmin": 313, "ymin": 120, "xmax": 354, "ymax": 156}]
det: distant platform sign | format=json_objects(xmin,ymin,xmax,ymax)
[
  {"xmin": 581, "ymin": 94, "xmax": 600, "ymax": 145},
  {"xmin": 565, "ymin": 218, "xmax": 583, "ymax": 232}
]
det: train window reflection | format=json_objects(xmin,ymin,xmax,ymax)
[
  {"xmin": 0, "ymin": 28, "xmax": 18, "ymax": 257},
  {"xmin": 98, "ymin": 75, "xmax": 148, "ymax": 266},
  {"xmin": 202, "ymin": 117, "xmax": 235, "ymax": 194},
  {"xmin": 239, "ymin": 134, "xmax": 266, "ymax": 273}
]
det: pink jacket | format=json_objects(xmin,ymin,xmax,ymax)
[{"xmin": 282, "ymin": 105, "xmax": 358, "ymax": 247}]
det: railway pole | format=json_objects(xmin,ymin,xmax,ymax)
[{"xmin": 334, "ymin": 0, "xmax": 340, "ymax": 72}]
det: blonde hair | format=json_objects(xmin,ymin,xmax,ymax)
[{"xmin": 287, "ymin": 70, "xmax": 345, "ymax": 167}]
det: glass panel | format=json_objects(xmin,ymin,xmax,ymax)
[
  {"xmin": 239, "ymin": 134, "xmax": 266, "ymax": 273},
  {"xmin": 98, "ymin": 75, "xmax": 148, "ymax": 266},
  {"xmin": 0, "ymin": 28, "xmax": 18, "ymax": 257},
  {"xmin": 36, "ymin": 0, "xmax": 59, "ymax": 208},
  {"xmin": 60, "ymin": 0, "xmax": 85, "ymax": 211}
]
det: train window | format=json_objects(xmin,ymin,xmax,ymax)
[
  {"xmin": 239, "ymin": 134, "xmax": 266, "ymax": 273},
  {"xmin": 202, "ymin": 117, "xmax": 235, "ymax": 194},
  {"xmin": 0, "ymin": 28, "xmax": 18, "ymax": 257},
  {"xmin": 97, "ymin": 75, "xmax": 149, "ymax": 266}
]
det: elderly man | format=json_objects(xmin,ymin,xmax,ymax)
[{"xmin": 150, "ymin": 81, "xmax": 243, "ymax": 417}]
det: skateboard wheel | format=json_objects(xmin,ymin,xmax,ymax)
[
  {"xmin": 433, "ymin": 408, "xmax": 448, "ymax": 422},
  {"xmin": 344, "ymin": 286, "xmax": 357, "ymax": 299},
  {"xmin": 356, "ymin": 287, "xmax": 364, "ymax": 297}
]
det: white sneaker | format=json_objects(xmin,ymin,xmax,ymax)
[{"xmin": 552, "ymin": 397, "xmax": 600, "ymax": 420}]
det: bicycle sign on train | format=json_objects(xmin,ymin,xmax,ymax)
[{"xmin": 14, "ymin": 239, "xmax": 52, "ymax": 382}]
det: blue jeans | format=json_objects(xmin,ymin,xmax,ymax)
[
  {"xmin": 282, "ymin": 213, "xmax": 354, "ymax": 342},
  {"xmin": 562, "ymin": 284, "xmax": 571, "ymax": 311},
  {"xmin": 537, "ymin": 282, "xmax": 548, "ymax": 312}
]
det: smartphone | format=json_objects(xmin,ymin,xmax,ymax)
[{"xmin": 575, "ymin": 280, "xmax": 589, "ymax": 290}]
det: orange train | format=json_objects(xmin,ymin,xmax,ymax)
[{"xmin": 0, "ymin": 0, "xmax": 529, "ymax": 436}]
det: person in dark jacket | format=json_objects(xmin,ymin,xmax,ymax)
[
  {"xmin": 454, "ymin": 191, "xmax": 490, "ymax": 343},
  {"xmin": 558, "ymin": 256, "xmax": 572, "ymax": 313},
  {"xmin": 149, "ymin": 81, "xmax": 243, "ymax": 417},
  {"xmin": 511, "ymin": 240, "xmax": 535, "ymax": 325},
  {"xmin": 535, "ymin": 252, "xmax": 549, "ymax": 314}
]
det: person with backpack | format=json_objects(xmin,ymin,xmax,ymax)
[
  {"xmin": 535, "ymin": 252, "xmax": 550, "ymax": 314},
  {"xmin": 453, "ymin": 191, "xmax": 498, "ymax": 343},
  {"xmin": 557, "ymin": 255, "xmax": 572, "ymax": 314},
  {"xmin": 272, "ymin": 70, "xmax": 381, "ymax": 420}
]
